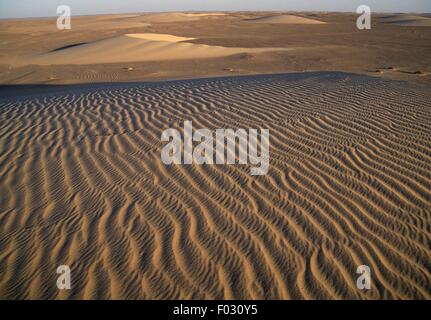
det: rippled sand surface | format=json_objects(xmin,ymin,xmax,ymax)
[{"xmin": 0, "ymin": 73, "xmax": 430, "ymax": 299}]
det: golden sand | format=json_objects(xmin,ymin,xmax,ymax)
[{"xmin": 0, "ymin": 73, "xmax": 430, "ymax": 299}]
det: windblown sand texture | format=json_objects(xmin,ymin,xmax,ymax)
[{"xmin": 0, "ymin": 72, "xmax": 430, "ymax": 299}]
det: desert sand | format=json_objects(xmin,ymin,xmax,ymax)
[
  {"xmin": 1, "ymin": 12, "xmax": 431, "ymax": 84},
  {"xmin": 9, "ymin": 33, "xmax": 288, "ymax": 65},
  {"xmin": 0, "ymin": 72, "xmax": 430, "ymax": 299},
  {"xmin": 129, "ymin": 12, "xmax": 227, "ymax": 23},
  {"xmin": 380, "ymin": 14, "xmax": 431, "ymax": 27},
  {"xmin": 125, "ymin": 33, "xmax": 196, "ymax": 41},
  {"xmin": 0, "ymin": 12, "xmax": 430, "ymax": 300}
]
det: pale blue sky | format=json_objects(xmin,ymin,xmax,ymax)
[{"xmin": 1, "ymin": 0, "xmax": 430, "ymax": 19}]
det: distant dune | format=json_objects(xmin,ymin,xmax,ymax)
[
  {"xmin": 135, "ymin": 12, "xmax": 226, "ymax": 23},
  {"xmin": 12, "ymin": 33, "xmax": 289, "ymax": 65},
  {"xmin": 0, "ymin": 15, "xmax": 151, "ymax": 33},
  {"xmin": 246, "ymin": 14, "xmax": 326, "ymax": 24},
  {"xmin": 380, "ymin": 14, "xmax": 431, "ymax": 26},
  {"xmin": 0, "ymin": 12, "xmax": 430, "ymax": 85},
  {"xmin": 0, "ymin": 73, "xmax": 430, "ymax": 299},
  {"xmin": 183, "ymin": 13, "xmax": 226, "ymax": 17},
  {"xmin": 124, "ymin": 33, "xmax": 196, "ymax": 42}
]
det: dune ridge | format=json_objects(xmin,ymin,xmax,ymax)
[
  {"xmin": 380, "ymin": 14, "xmax": 431, "ymax": 27},
  {"xmin": 0, "ymin": 16, "xmax": 152, "ymax": 34},
  {"xmin": 10, "ymin": 34, "xmax": 289, "ymax": 66},
  {"xmin": 125, "ymin": 33, "xmax": 196, "ymax": 42},
  {"xmin": 135, "ymin": 12, "xmax": 227, "ymax": 23},
  {"xmin": 0, "ymin": 73, "xmax": 430, "ymax": 299},
  {"xmin": 246, "ymin": 14, "xmax": 326, "ymax": 24}
]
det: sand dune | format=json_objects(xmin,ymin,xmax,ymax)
[
  {"xmin": 72, "ymin": 21, "xmax": 151, "ymax": 30},
  {"xmin": 0, "ymin": 72, "xmax": 430, "ymax": 299},
  {"xmin": 246, "ymin": 14, "xmax": 326, "ymax": 24},
  {"xmin": 70, "ymin": 15, "xmax": 152, "ymax": 30},
  {"xmin": 125, "ymin": 33, "xmax": 196, "ymax": 42},
  {"xmin": 0, "ymin": 15, "xmax": 151, "ymax": 34},
  {"xmin": 1, "ymin": 12, "xmax": 430, "ymax": 85},
  {"xmin": 183, "ymin": 13, "xmax": 226, "ymax": 17},
  {"xmin": 138, "ymin": 12, "xmax": 226, "ymax": 23},
  {"xmin": 12, "ymin": 34, "xmax": 288, "ymax": 65},
  {"xmin": 380, "ymin": 14, "xmax": 431, "ymax": 26}
]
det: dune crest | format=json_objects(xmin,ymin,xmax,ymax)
[
  {"xmin": 139, "ymin": 12, "xmax": 226, "ymax": 23},
  {"xmin": 183, "ymin": 13, "xmax": 226, "ymax": 17},
  {"xmin": 246, "ymin": 14, "xmax": 326, "ymax": 24},
  {"xmin": 125, "ymin": 33, "xmax": 196, "ymax": 42}
]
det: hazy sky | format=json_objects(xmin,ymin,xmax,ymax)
[{"xmin": 1, "ymin": 0, "xmax": 431, "ymax": 19}]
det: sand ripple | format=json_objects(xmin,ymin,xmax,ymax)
[{"xmin": 0, "ymin": 72, "xmax": 430, "ymax": 299}]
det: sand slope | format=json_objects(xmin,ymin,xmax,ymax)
[
  {"xmin": 0, "ymin": 72, "xmax": 430, "ymax": 299},
  {"xmin": 125, "ymin": 33, "xmax": 196, "ymax": 42},
  {"xmin": 13, "ymin": 34, "xmax": 288, "ymax": 65},
  {"xmin": 380, "ymin": 14, "xmax": 431, "ymax": 26},
  {"xmin": 246, "ymin": 14, "xmax": 326, "ymax": 24}
]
